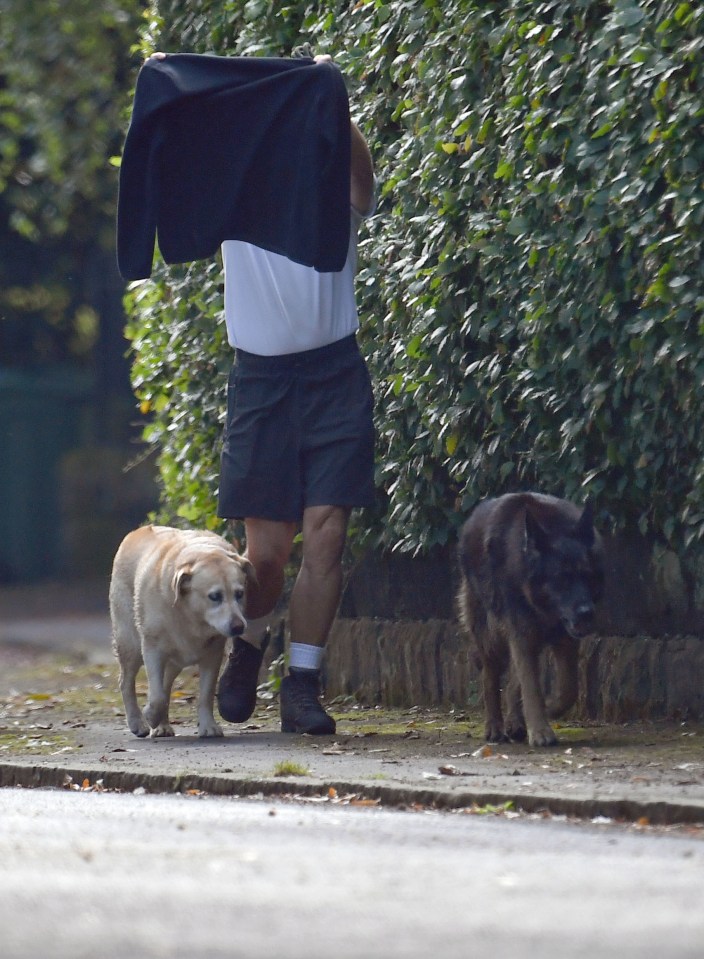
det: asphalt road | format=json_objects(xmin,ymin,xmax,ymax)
[{"xmin": 1, "ymin": 787, "xmax": 703, "ymax": 959}]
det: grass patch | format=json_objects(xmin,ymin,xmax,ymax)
[
  {"xmin": 333, "ymin": 708, "xmax": 477, "ymax": 740},
  {"xmin": 0, "ymin": 729, "xmax": 74, "ymax": 756},
  {"xmin": 272, "ymin": 760, "xmax": 309, "ymax": 777}
]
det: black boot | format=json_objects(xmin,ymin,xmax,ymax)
[
  {"xmin": 216, "ymin": 634, "xmax": 268, "ymax": 723},
  {"xmin": 280, "ymin": 668, "xmax": 336, "ymax": 735}
]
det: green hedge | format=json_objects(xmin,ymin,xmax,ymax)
[{"xmin": 125, "ymin": 0, "xmax": 704, "ymax": 553}]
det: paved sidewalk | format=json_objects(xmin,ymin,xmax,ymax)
[{"xmin": 1, "ymin": 580, "xmax": 703, "ymax": 829}]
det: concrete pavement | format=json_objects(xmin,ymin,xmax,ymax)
[{"xmin": 1, "ymin": 579, "xmax": 703, "ymax": 829}]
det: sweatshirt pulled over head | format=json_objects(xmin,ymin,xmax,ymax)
[{"xmin": 116, "ymin": 53, "xmax": 351, "ymax": 280}]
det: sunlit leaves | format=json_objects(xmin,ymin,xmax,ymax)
[
  {"xmin": 128, "ymin": 0, "xmax": 704, "ymax": 555},
  {"xmin": 0, "ymin": 0, "xmax": 143, "ymax": 240},
  {"xmin": 0, "ymin": 0, "xmax": 143, "ymax": 364}
]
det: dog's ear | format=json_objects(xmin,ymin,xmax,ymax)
[
  {"xmin": 575, "ymin": 500, "xmax": 595, "ymax": 548},
  {"xmin": 172, "ymin": 566, "xmax": 193, "ymax": 603},
  {"xmin": 524, "ymin": 508, "xmax": 551, "ymax": 556},
  {"xmin": 238, "ymin": 556, "xmax": 257, "ymax": 585}
]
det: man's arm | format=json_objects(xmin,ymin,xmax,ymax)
[
  {"xmin": 314, "ymin": 55, "xmax": 374, "ymax": 215},
  {"xmin": 350, "ymin": 121, "xmax": 374, "ymax": 216}
]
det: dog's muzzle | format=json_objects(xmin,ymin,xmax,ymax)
[
  {"xmin": 229, "ymin": 617, "xmax": 246, "ymax": 638},
  {"xmin": 563, "ymin": 603, "xmax": 595, "ymax": 639}
]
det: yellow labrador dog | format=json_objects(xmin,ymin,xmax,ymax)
[{"xmin": 110, "ymin": 525, "xmax": 254, "ymax": 739}]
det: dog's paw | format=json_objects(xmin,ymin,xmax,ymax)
[
  {"xmin": 149, "ymin": 723, "xmax": 175, "ymax": 738},
  {"xmin": 484, "ymin": 723, "xmax": 509, "ymax": 744},
  {"xmin": 129, "ymin": 717, "xmax": 150, "ymax": 738},
  {"xmin": 198, "ymin": 721, "xmax": 225, "ymax": 738},
  {"xmin": 527, "ymin": 724, "xmax": 558, "ymax": 747}
]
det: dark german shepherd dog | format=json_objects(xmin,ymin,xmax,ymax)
[{"xmin": 457, "ymin": 493, "xmax": 604, "ymax": 747}]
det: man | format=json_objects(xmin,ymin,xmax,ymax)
[{"xmin": 215, "ymin": 54, "xmax": 376, "ymax": 735}]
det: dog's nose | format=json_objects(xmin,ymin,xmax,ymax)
[
  {"xmin": 563, "ymin": 602, "xmax": 595, "ymax": 639},
  {"xmin": 568, "ymin": 604, "xmax": 595, "ymax": 636},
  {"xmin": 229, "ymin": 620, "xmax": 245, "ymax": 638},
  {"xmin": 574, "ymin": 603, "xmax": 594, "ymax": 626}
]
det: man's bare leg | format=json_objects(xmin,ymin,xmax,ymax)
[
  {"xmin": 288, "ymin": 505, "xmax": 350, "ymax": 648},
  {"xmin": 217, "ymin": 517, "xmax": 296, "ymax": 723},
  {"xmin": 282, "ymin": 505, "xmax": 350, "ymax": 734}
]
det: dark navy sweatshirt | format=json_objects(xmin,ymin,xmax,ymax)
[{"xmin": 116, "ymin": 54, "xmax": 351, "ymax": 280}]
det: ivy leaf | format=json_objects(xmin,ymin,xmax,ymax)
[
  {"xmin": 445, "ymin": 434, "xmax": 459, "ymax": 456},
  {"xmin": 612, "ymin": 7, "xmax": 646, "ymax": 28}
]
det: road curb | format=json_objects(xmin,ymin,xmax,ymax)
[{"xmin": 2, "ymin": 760, "xmax": 704, "ymax": 827}]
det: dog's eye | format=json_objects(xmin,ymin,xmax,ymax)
[
  {"xmin": 234, "ymin": 588, "xmax": 244, "ymax": 602},
  {"xmin": 208, "ymin": 590, "xmax": 224, "ymax": 604}
]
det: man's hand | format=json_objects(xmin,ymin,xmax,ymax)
[
  {"xmin": 148, "ymin": 51, "xmax": 167, "ymax": 61},
  {"xmin": 314, "ymin": 54, "xmax": 333, "ymax": 65}
]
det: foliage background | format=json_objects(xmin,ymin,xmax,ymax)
[
  {"xmin": 125, "ymin": 0, "xmax": 704, "ymax": 556},
  {"xmin": 0, "ymin": 0, "xmax": 142, "ymax": 370}
]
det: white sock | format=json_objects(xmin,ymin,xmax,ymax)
[{"xmin": 289, "ymin": 642, "xmax": 324, "ymax": 672}]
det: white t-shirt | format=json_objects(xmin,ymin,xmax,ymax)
[{"xmin": 221, "ymin": 207, "xmax": 366, "ymax": 356}]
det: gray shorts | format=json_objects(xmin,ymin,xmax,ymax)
[{"xmin": 218, "ymin": 334, "xmax": 375, "ymax": 522}]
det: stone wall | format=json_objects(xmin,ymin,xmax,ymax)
[{"xmin": 322, "ymin": 536, "xmax": 704, "ymax": 722}]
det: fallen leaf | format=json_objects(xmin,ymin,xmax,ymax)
[{"xmin": 439, "ymin": 764, "xmax": 459, "ymax": 776}]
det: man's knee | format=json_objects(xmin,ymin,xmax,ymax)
[{"xmin": 302, "ymin": 506, "xmax": 350, "ymax": 573}]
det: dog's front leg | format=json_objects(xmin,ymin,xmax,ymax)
[
  {"xmin": 481, "ymin": 656, "xmax": 507, "ymax": 743},
  {"xmin": 142, "ymin": 645, "xmax": 175, "ymax": 737},
  {"xmin": 504, "ymin": 666, "xmax": 527, "ymax": 742},
  {"xmin": 508, "ymin": 634, "xmax": 557, "ymax": 747},
  {"xmin": 196, "ymin": 638, "xmax": 226, "ymax": 738}
]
